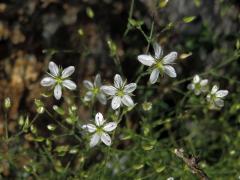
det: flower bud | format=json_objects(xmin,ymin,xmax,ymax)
[
  {"xmin": 142, "ymin": 102, "xmax": 152, "ymax": 111},
  {"xmin": 4, "ymin": 97, "xmax": 11, "ymax": 110}
]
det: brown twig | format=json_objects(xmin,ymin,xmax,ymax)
[{"xmin": 174, "ymin": 148, "xmax": 210, "ymax": 180}]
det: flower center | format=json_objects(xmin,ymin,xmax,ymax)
[
  {"xmin": 155, "ymin": 61, "xmax": 164, "ymax": 72},
  {"xmin": 208, "ymin": 94, "xmax": 216, "ymax": 101},
  {"xmin": 195, "ymin": 83, "xmax": 201, "ymax": 90},
  {"xmin": 117, "ymin": 89, "xmax": 125, "ymax": 97},
  {"xmin": 55, "ymin": 77, "xmax": 63, "ymax": 84},
  {"xmin": 96, "ymin": 127, "xmax": 103, "ymax": 134},
  {"xmin": 93, "ymin": 87, "xmax": 100, "ymax": 95}
]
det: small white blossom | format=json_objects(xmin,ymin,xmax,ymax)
[
  {"xmin": 206, "ymin": 85, "xmax": 228, "ymax": 109},
  {"xmin": 137, "ymin": 43, "xmax": 178, "ymax": 84},
  {"xmin": 41, "ymin": 61, "xmax": 76, "ymax": 100},
  {"xmin": 82, "ymin": 112, "xmax": 117, "ymax": 147},
  {"xmin": 101, "ymin": 74, "xmax": 137, "ymax": 110},
  {"xmin": 83, "ymin": 74, "xmax": 107, "ymax": 105},
  {"xmin": 167, "ymin": 177, "xmax": 174, "ymax": 180},
  {"xmin": 187, "ymin": 74, "xmax": 208, "ymax": 95}
]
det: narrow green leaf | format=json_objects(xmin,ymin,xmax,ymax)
[{"xmin": 183, "ymin": 16, "xmax": 196, "ymax": 23}]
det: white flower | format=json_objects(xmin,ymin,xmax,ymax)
[
  {"xmin": 101, "ymin": 74, "xmax": 137, "ymax": 110},
  {"xmin": 83, "ymin": 74, "xmax": 107, "ymax": 105},
  {"xmin": 40, "ymin": 61, "xmax": 77, "ymax": 100},
  {"xmin": 82, "ymin": 112, "xmax": 117, "ymax": 147},
  {"xmin": 206, "ymin": 85, "xmax": 228, "ymax": 109},
  {"xmin": 167, "ymin": 177, "xmax": 174, "ymax": 180},
  {"xmin": 137, "ymin": 43, "xmax": 178, "ymax": 84},
  {"xmin": 187, "ymin": 74, "xmax": 208, "ymax": 95}
]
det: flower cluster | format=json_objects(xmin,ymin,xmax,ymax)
[
  {"xmin": 187, "ymin": 74, "xmax": 228, "ymax": 109},
  {"xmin": 40, "ymin": 42, "xmax": 229, "ymax": 147}
]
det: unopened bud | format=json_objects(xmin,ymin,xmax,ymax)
[{"xmin": 4, "ymin": 97, "xmax": 11, "ymax": 109}]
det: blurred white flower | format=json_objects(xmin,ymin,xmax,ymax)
[
  {"xmin": 83, "ymin": 74, "xmax": 107, "ymax": 105},
  {"xmin": 82, "ymin": 112, "xmax": 117, "ymax": 147},
  {"xmin": 206, "ymin": 85, "xmax": 228, "ymax": 109},
  {"xmin": 187, "ymin": 74, "xmax": 208, "ymax": 95},
  {"xmin": 167, "ymin": 177, "xmax": 174, "ymax": 180},
  {"xmin": 101, "ymin": 74, "xmax": 137, "ymax": 110},
  {"xmin": 137, "ymin": 43, "xmax": 178, "ymax": 84},
  {"xmin": 142, "ymin": 101, "xmax": 152, "ymax": 111},
  {"xmin": 41, "ymin": 61, "xmax": 76, "ymax": 100}
]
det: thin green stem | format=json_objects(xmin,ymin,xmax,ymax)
[
  {"xmin": 7, "ymin": 113, "xmax": 39, "ymax": 143},
  {"xmin": 124, "ymin": 0, "xmax": 135, "ymax": 36},
  {"xmin": 114, "ymin": 55, "xmax": 124, "ymax": 77},
  {"xmin": 137, "ymin": 27, "xmax": 149, "ymax": 42},
  {"xmin": 134, "ymin": 21, "xmax": 155, "ymax": 83},
  {"xmin": 45, "ymin": 109, "xmax": 68, "ymax": 130},
  {"xmin": 173, "ymin": 52, "xmax": 239, "ymax": 86},
  {"xmin": 4, "ymin": 112, "xmax": 8, "ymax": 141}
]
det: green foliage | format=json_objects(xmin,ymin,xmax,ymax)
[{"xmin": 183, "ymin": 16, "xmax": 196, "ymax": 23}]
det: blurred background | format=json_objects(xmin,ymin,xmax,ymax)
[{"xmin": 0, "ymin": 0, "xmax": 239, "ymax": 179}]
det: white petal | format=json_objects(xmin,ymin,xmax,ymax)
[
  {"xmin": 97, "ymin": 93, "xmax": 107, "ymax": 105},
  {"xmin": 121, "ymin": 95, "xmax": 134, "ymax": 107},
  {"xmin": 82, "ymin": 124, "xmax": 96, "ymax": 133},
  {"xmin": 54, "ymin": 84, "xmax": 62, "ymax": 100},
  {"xmin": 137, "ymin": 55, "xmax": 155, "ymax": 66},
  {"xmin": 164, "ymin": 65, "xmax": 177, "ymax": 78},
  {"xmin": 153, "ymin": 43, "xmax": 163, "ymax": 59},
  {"xmin": 162, "ymin": 52, "xmax": 178, "ymax": 64},
  {"xmin": 194, "ymin": 90, "xmax": 201, "ymax": 95},
  {"xmin": 41, "ymin": 77, "xmax": 55, "ymax": 86},
  {"xmin": 62, "ymin": 80, "xmax": 76, "ymax": 90},
  {"xmin": 193, "ymin": 75, "xmax": 200, "ymax": 84},
  {"xmin": 206, "ymin": 94, "xmax": 211, "ymax": 102},
  {"xmin": 101, "ymin": 86, "xmax": 117, "ymax": 96},
  {"xmin": 49, "ymin": 61, "xmax": 59, "ymax": 76},
  {"xmin": 84, "ymin": 91, "xmax": 93, "ymax": 102},
  {"xmin": 94, "ymin": 74, "xmax": 102, "ymax": 87},
  {"xmin": 211, "ymin": 85, "xmax": 219, "ymax": 94},
  {"xmin": 200, "ymin": 79, "xmax": 208, "ymax": 86},
  {"xmin": 215, "ymin": 98, "xmax": 224, "ymax": 107},
  {"xmin": 101, "ymin": 132, "xmax": 111, "ymax": 146},
  {"xmin": 124, "ymin": 83, "xmax": 137, "ymax": 93},
  {"xmin": 187, "ymin": 83, "xmax": 194, "ymax": 90},
  {"xmin": 114, "ymin": 74, "xmax": 123, "ymax": 88},
  {"xmin": 149, "ymin": 69, "xmax": 160, "ymax": 84},
  {"xmin": 90, "ymin": 133, "xmax": 100, "ymax": 147},
  {"xmin": 83, "ymin": 80, "xmax": 93, "ymax": 90},
  {"xmin": 95, "ymin": 112, "xmax": 104, "ymax": 126},
  {"xmin": 103, "ymin": 122, "xmax": 117, "ymax": 132},
  {"xmin": 61, "ymin": 66, "xmax": 75, "ymax": 78},
  {"xmin": 216, "ymin": 90, "xmax": 228, "ymax": 98},
  {"xmin": 111, "ymin": 96, "xmax": 121, "ymax": 110}
]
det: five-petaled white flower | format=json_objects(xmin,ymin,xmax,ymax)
[
  {"xmin": 40, "ymin": 61, "xmax": 77, "ymax": 100},
  {"xmin": 187, "ymin": 75, "xmax": 208, "ymax": 95},
  {"xmin": 83, "ymin": 74, "xmax": 107, "ymax": 105},
  {"xmin": 137, "ymin": 43, "xmax": 178, "ymax": 84},
  {"xmin": 82, "ymin": 112, "xmax": 117, "ymax": 147},
  {"xmin": 206, "ymin": 85, "xmax": 228, "ymax": 109},
  {"xmin": 101, "ymin": 74, "xmax": 137, "ymax": 110}
]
